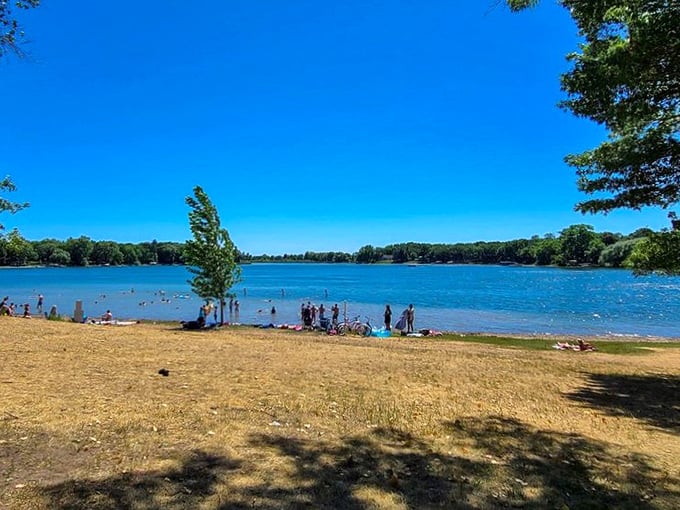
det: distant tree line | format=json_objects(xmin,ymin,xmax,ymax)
[
  {"xmin": 0, "ymin": 224, "xmax": 659, "ymax": 269},
  {"xmin": 0, "ymin": 235, "xmax": 187, "ymax": 267},
  {"xmin": 247, "ymin": 251, "xmax": 354, "ymax": 263},
  {"xmin": 354, "ymin": 225, "xmax": 654, "ymax": 268}
]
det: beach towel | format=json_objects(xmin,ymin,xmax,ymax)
[
  {"xmin": 394, "ymin": 310, "xmax": 407, "ymax": 330},
  {"xmin": 90, "ymin": 320, "xmax": 137, "ymax": 326},
  {"xmin": 370, "ymin": 328, "xmax": 392, "ymax": 338}
]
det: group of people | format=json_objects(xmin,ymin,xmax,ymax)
[
  {"xmin": 300, "ymin": 302, "xmax": 339, "ymax": 328},
  {"xmin": 0, "ymin": 297, "xmax": 32, "ymax": 318},
  {"xmin": 385, "ymin": 303, "xmax": 415, "ymax": 333},
  {"xmin": 1, "ymin": 292, "xmax": 117, "ymax": 323},
  {"xmin": 0, "ymin": 294, "xmax": 47, "ymax": 319},
  {"xmin": 227, "ymin": 297, "xmax": 240, "ymax": 315},
  {"xmin": 297, "ymin": 301, "xmax": 416, "ymax": 333},
  {"xmin": 180, "ymin": 296, "xmax": 249, "ymax": 330},
  {"xmin": 197, "ymin": 300, "xmax": 217, "ymax": 327}
]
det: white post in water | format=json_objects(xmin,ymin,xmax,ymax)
[{"xmin": 73, "ymin": 300, "xmax": 84, "ymax": 323}]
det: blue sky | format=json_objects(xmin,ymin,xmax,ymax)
[{"xmin": 0, "ymin": 1, "xmax": 671, "ymax": 255}]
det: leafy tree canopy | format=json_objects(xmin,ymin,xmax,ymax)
[
  {"xmin": 0, "ymin": 176, "xmax": 29, "ymax": 232},
  {"xmin": 508, "ymin": 0, "xmax": 679, "ymax": 274},
  {"xmin": 507, "ymin": 0, "xmax": 679, "ymax": 214},
  {"xmin": 65, "ymin": 236, "xmax": 94, "ymax": 267},
  {"xmin": 559, "ymin": 224, "xmax": 606, "ymax": 265},
  {"xmin": 1, "ymin": 228, "xmax": 35, "ymax": 265},
  {"xmin": 627, "ymin": 228, "xmax": 680, "ymax": 275},
  {"xmin": 0, "ymin": 0, "xmax": 40, "ymax": 59}
]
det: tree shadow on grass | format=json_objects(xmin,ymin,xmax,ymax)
[
  {"xmin": 444, "ymin": 416, "xmax": 677, "ymax": 509},
  {"xmin": 243, "ymin": 427, "xmax": 487, "ymax": 508},
  {"xmin": 244, "ymin": 420, "xmax": 676, "ymax": 509},
  {"xmin": 42, "ymin": 450, "xmax": 242, "ymax": 510},
  {"xmin": 39, "ymin": 419, "xmax": 678, "ymax": 509},
  {"xmin": 567, "ymin": 373, "xmax": 680, "ymax": 432}
]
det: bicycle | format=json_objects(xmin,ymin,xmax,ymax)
[{"xmin": 336, "ymin": 315, "xmax": 371, "ymax": 337}]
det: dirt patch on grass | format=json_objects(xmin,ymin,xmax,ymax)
[{"xmin": 2, "ymin": 318, "xmax": 679, "ymax": 508}]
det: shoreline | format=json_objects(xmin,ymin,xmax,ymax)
[{"xmin": 10, "ymin": 315, "xmax": 679, "ymax": 343}]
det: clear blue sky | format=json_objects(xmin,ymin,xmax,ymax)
[{"xmin": 0, "ymin": 1, "xmax": 670, "ymax": 255}]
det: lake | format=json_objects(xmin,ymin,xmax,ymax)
[{"xmin": 1, "ymin": 264, "xmax": 679, "ymax": 338}]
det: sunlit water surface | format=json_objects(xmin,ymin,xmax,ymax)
[{"xmin": 2, "ymin": 264, "xmax": 679, "ymax": 338}]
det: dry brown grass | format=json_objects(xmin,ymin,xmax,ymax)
[{"xmin": 1, "ymin": 317, "xmax": 679, "ymax": 509}]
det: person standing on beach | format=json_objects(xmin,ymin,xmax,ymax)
[
  {"xmin": 36, "ymin": 294, "xmax": 44, "ymax": 315},
  {"xmin": 197, "ymin": 303, "xmax": 207, "ymax": 327},
  {"xmin": 384, "ymin": 304, "xmax": 392, "ymax": 331},
  {"xmin": 406, "ymin": 304, "xmax": 415, "ymax": 333},
  {"xmin": 331, "ymin": 303, "xmax": 339, "ymax": 326}
]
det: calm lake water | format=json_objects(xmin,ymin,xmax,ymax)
[{"xmin": 2, "ymin": 263, "xmax": 679, "ymax": 338}]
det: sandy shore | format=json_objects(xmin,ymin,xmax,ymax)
[{"xmin": 15, "ymin": 313, "xmax": 680, "ymax": 343}]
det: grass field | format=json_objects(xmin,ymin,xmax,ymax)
[{"xmin": 2, "ymin": 318, "xmax": 679, "ymax": 509}]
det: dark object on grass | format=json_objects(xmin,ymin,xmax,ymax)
[
  {"xmin": 158, "ymin": 368, "xmax": 170, "ymax": 376},
  {"xmin": 181, "ymin": 320, "xmax": 203, "ymax": 330}
]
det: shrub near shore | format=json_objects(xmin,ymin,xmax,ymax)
[{"xmin": 2, "ymin": 319, "xmax": 679, "ymax": 509}]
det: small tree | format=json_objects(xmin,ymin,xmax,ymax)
[{"xmin": 185, "ymin": 186, "xmax": 241, "ymax": 325}]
